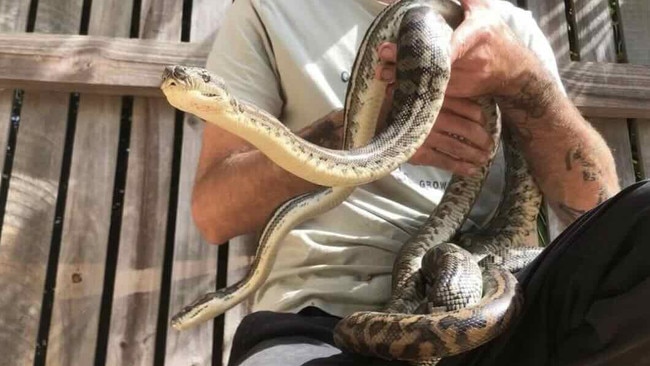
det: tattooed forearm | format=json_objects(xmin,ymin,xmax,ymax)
[
  {"xmin": 496, "ymin": 71, "xmax": 557, "ymax": 120},
  {"xmin": 565, "ymin": 145, "xmax": 602, "ymax": 182},
  {"xmin": 300, "ymin": 109, "xmax": 344, "ymax": 150}
]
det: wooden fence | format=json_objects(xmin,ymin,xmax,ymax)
[{"xmin": 0, "ymin": 0, "xmax": 648, "ymax": 365}]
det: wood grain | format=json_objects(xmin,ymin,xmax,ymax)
[
  {"xmin": 106, "ymin": 97, "xmax": 175, "ymax": 366},
  {"xmin": 46, "ymin": 93, "xmax": 121, "ymax": 365},
  {"xmin": 0, "ymin": 91, "xmax": 68, "ymax": 365},
  {"xmin": 0, "ymin": 33, "xmax": 208, "ymax": 97},
  {"xmin": 88, "ymin": 0, "xmax": 133, "ymax": 37},
  {"xmin": 619, "ymin": 0, "xmax": 650, "ymax": 65},
  {"xmin": 561, "ymin": 62, "xmax": 650, "ymax": 118},
  {"xmin": 0, "ymin": 0, "xmax": 30, "ymax": 33},
  {"xmin": 573, "ymin": 0, "xmax": 618, "ymax": 61},
  {"xmin": 619, "ymin": 0, "xmax": 650, "ymax": 179},
  {"xmin": 0, "ymin": 35, "xmax": 649, "ymax": 119},
  {"xmin": 131, "ymin": 0, "xmax": 216, "ymax": 365},
  {"xmin": 164, "ymin": 115, "xmax": 218, "ymax": 366},
  {"xmin": 0, "ymin": 0, "xmax": 80, "ymax": 364},
  {"xmin": 139, "ymin": 0, "xmax": 183, "ymax": 42},
  {"xmin": 33, "ymin": 0, "xmax": 83, "ymax": 34},
  {"xmin": 48, "ymin": 0, "xmax": 133, "ymax": 364}
]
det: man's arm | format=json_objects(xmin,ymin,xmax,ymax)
[
  {"xmin": 192, "ymin": 111, "xmax": 343, "ymax": 244},
  {"xmin": 446, "ymin": 0, "xmax": 619, "ymax": 226},
  {"xmin": 376, "ymin": 0, "xmax": 619, "ymax": 226},
  {"xmin": 496, "ymin": 58, "xmax": 619, "ymax": 225}
]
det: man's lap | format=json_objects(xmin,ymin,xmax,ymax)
[{"xmin": 229, "ymin": 180, "xmax": 650, "ymax": 366}]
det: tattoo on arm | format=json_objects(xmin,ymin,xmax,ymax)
[
  {"xmin": 555, "ymin": 148, "xmax": 611, "ymax": 225},
  {"xmin": 565, "ymin": 146, "xmax": 602, "ymax": 182},
  {"xmin": 301, "ymin": 110, "xmax": 344, "ymax": 150},
  {"xmin": 497, "ymin": 72, "xmax": 556, "ymax": 120}
]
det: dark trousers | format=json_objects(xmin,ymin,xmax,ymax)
[{"xmin": 230, "ymin": 180, "xmax": 650, "ymax": 366}]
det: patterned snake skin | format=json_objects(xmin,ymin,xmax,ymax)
[{"xmin": 159, "ymin": 0, "xmax": 542, "ymax": 363}]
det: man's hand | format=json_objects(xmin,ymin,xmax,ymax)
[
  {"xmin": 447, "ymin": 0, "xmax": 535, "ymax": 98},
  {"xmin": 375, "ymin": 44, "xmax": 493, "ymax": 177}
]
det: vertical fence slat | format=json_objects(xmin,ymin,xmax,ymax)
[
  {"xmin": 46, "ymin": 93, "xmax": 121, "ymax": 365},
  {"xmin": 165, "ymin": 115, "xmax": 218, "ymax": 366},
  {"xmin": 0, "ymin": 91, "xmax": 68, "ymax": 365},
  {"xmin": 619, "ymin": 0, "xmax": 650, "ymax": 179},
  {"xmin": 120, "ymin": 0, "xmax": 211, "ymax": 365},
  {"xmin": 106, "ymin": 96, "xmax": 175, "ymax": 365},
  {"xmin": 618, "ymin": 0, "xmax": 649, "ymax": 65},
  {"xmin": 139, "ymin": 0, "xmax": 183, "ymax": 41},
  {"xmin": 0, "ymin": 0, "xmax": 28, "ymax": 183},
  {"xmin": 41, "ymin": 1, "xmax": 135, "ymax": 365},
  {"xmin": 88, "ymin": 0, "xmax": 133, "ymax": 36},
  {"xmin": 0, "ymin": 0, "xmax": 82, "ymax": 364},
  {"xmin": 0, "ymin": 2, "xmax": 30, "ymax": 33}
]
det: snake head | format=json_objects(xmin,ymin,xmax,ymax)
[{"xmin": 160, "ymin": 65, "xmax": 230, "ymax": 114}]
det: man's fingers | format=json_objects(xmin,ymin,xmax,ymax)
[
  {"xmin": 410, "ymin": 148, "xmax": 479, "ymax": 177},
  {"xmin": 441, "ymin": 97, "xmax": 486, "ymax": 125},
  {"xmin": 434, "ymin": 111, "xmax": 492, "ymax": 151},
  {"xmin": 425, "ymin": 131, "xmax": 489, "ymax": 166},
  {"xmin": 375, "ymin": 42, "xmax": 397, "ymax": 82},
  {"xmin": 378, "ymin": 42, "xmax": 397, "ymax": 63}
]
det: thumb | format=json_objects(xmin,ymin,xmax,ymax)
[{"xmin": 450, "ymin": 19, "xmax": 482, "ymax": 63}]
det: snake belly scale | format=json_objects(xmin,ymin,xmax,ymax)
[{"xmin": 160, "ymin": 0, "xmax": 541, "ymax": 363}]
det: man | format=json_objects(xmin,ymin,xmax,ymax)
[{"xmin": 192, "ymin": 0, "xmax": 649, "ymax": 364}]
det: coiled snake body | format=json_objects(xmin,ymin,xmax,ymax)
[{"xmin": 160, "ymin": 0, "xmax": 542, "ymax": 363}]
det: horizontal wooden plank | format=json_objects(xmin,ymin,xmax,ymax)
[
  {"xmin": 0, "ymin": 33, "xmax": 207, "ymax": 97},
  {"xmin": 562, "ymin": 61, "xmax": 650, "ymax": 119},
  {"xmin": 0, "ymin": 34, "xmax": 649, "ymax": 119}
]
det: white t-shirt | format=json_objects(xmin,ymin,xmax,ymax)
[{"xmin": 206, "ymin": 0, "xmax": 563, "ymax": 317}]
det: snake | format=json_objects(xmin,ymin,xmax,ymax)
[{"xmin": 159, "ymin": 0, "xmax": 542, "ymax": 363}]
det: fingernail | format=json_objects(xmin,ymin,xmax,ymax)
[
  {"xmin": 380, "ymin": 46, "xmax": 395, "ymax": 60},
  {"xmin": 380, "ymin": 68, "xmax": 393, "ymax": 82}
]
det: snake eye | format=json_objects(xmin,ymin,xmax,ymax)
[{"xmin": 201, "ymin": 73, "xmax": 211, "ymax": 83}]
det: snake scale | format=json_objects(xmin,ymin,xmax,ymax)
[{"xmin": 160, "ymin": 0, "xmax": 543, "ymax": 363}]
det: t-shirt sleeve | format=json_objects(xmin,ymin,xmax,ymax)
[
  {"xmin": 205, "ymin": 0, "xmax": 284, "ymax": 117},
  {"xmin": 497, "ymin": 1, "xmax": 567, "ymax": 95}
]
